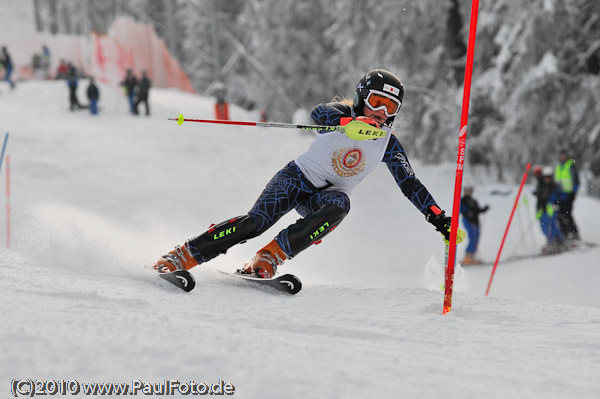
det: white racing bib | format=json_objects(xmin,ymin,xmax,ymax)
[{"xmin": 295, "ymin": 126, "xmax": 393, "ymax": 195}]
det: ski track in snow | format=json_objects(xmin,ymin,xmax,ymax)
[{"xmin": 1, "ymin": 81, "xmax": 600, "ymax": 399}]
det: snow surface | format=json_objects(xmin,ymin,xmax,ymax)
[{"xmin": 1, "ymin": 80, "xmax": 600, "ymax": 398}]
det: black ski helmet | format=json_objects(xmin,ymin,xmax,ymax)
[{"xmin": 353, "ymin": 69, "xmax": 404, "ymax": 126}]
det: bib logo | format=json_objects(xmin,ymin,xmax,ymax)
[{"xmin": 332, "ymin": 147, "xmax": 365, "ymax": 177}]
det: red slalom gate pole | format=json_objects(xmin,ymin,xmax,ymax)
[
  {"xmin": 443, "ymin": 0, "xmax": 480, "ymax": 314},
  {"xmin": 485, "ymin": 163, "xmax": 532, "ymax": 296}
]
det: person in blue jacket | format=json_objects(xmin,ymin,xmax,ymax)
[
  {"xmin": 1, "ymin": 46, "xmax": 15, "ymax": 89},
  {"xmin": 533, "ymin": 166, "xmax": 566, "ymax": 254},
  {"xmin": 153, "ymin": 69, "xmax": 454, "ymax": 278}
]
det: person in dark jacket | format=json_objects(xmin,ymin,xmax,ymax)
[
  {"xmin": 555, "ymin": 149, "xmax": 580, "ymax": 240},
  {"xmin": 459, "ymin": 186, "xmax": 489, "ymax": 265},
  {"xmin": 86, "ymin": 78, "xmax": 100, "ymax": 115},
  {"xmin": 121, "ymin": 69, "xmax": 137, "ymax": 114},
  {"xmin": 1, "ymin": 46, "xmax": 15, "ymax": 89},
  {"xmin": 67, "ymin": 64, "xmax": 84, "ymax": 111},
  {"xmin": 134, "ymin": 70, "xmax": 151, "ymax": 116}
]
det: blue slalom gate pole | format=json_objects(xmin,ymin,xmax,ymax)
[
  {"xmin": 0, "ymin": 132, "xmax": 9, "ymax": 173},
  {"xmin": 0, "ymin": 132, "xmax": 9, "ymax": 249}
]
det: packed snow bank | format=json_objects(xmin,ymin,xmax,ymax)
[{"xmin": 2, "ymin": 251, "xmax": 599, "ymax": 399}]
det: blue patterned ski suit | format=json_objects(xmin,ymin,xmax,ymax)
[{"xmin": 187, "ymin": 102, "xmax": 440, "ymax": 264}]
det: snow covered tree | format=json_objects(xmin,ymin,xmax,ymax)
[{"xmin": 27, "ymin": 0, "xmax": 600, "ymax": 192}]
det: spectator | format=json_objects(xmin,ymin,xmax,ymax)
[
  {"xmin": 533, "ymin": 166, "xmax": 566, "ymax": 255},
  {"xmin": 260, "ymin": 109, "xmax": 268, "ymax": 122},
  {"xmin": 41, "ymin": 45, "xmax": 51, "ymax": 78},
  {"xmin": 0, "ymin": 46, "xmax": 15, "ymax": 89},
  {"xmin": 32, "ymin": 53, "xmax": 44, "ymax": 79},
  {"xmin": 134, "ymin": 70, "xmax": 151, "ymax": 116},
  {"xmin": 56, "ymin": 59, "xmax": 70, "ymax": 79},
  {"xmin": 554, "ymin": 149, "xmax": 580, "ymax": 240},
  {"xmin": 213, "ymin": 81, "xmax": 229, "ymax": 120},
  {"xmin": 67, "ymin": 64, "xmax": 84, "ymax": 111},
  {"xmin": 121, "ymin": 69, "xmax": 137, "ymax": 114},
  {"xmin": 459, "ymin": 186, "xmax": 489, "ymax": 265},
  {"xmin": 87, "ymin": 78, "xmax": 100, "ymax": 115}
]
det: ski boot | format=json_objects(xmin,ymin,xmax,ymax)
[
  {"xmin": 153, "ymin": 242, "xmax": 198, "ymax": 273},
  {"xmin": 241, "ymin": 240, "xmax": 287, "ymax": 279},
  {"xmin": 461, "ymin": 253, "xmax": 482, "ymax": 266},
  {"xmin": 541, "ymin": 240, "xmax": 567, "ymax": 256}
]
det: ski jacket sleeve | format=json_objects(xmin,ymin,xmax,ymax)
[
  {"xmin": 310, "ymin": 102, "xmax": 353, "ymax": 132},
  {"xmin": 571, "ymin": 162, "xmax": 580, "ymax": 193},
  {"xmin": 473, "ymin": 199, "xmax": 487, "ymax": 214},
  {"xmin": 382, "ymin": 135, "xmax": 439, "ymax": 215}
]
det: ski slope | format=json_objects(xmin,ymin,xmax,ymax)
[{"xmin": 1, "ymin": 80, "xmax": 600, "ymax": 399}]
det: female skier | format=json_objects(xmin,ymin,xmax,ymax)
[{"xmin": 154, "ymin": 69, "xmax": 453, "ymax": 278}]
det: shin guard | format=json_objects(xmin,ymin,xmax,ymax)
[
  {"xmin": 277, "ymin": 204, "xmax": 348, "ymax": 258},
  {"xmin": 187, "ymin": 215, "xmax": 260, "ymax": 263}
]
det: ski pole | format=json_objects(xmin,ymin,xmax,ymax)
[
  {"xmin": 431, "ymin": 205, "xmax": 466, "ymax": 291},
  {"xmin": 443, "ymin": 237, "xmax": 450, "ymax": 290},
  {"xmin": 168, "ymin": 114, "xmax": 387, "ymax": 141}
]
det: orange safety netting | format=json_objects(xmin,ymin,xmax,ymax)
[{"xmin": 11, "ymin": 16, "xmax": 194, "ymax": 93}]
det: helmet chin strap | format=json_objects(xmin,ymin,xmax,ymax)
[{"xmin": 352, "ymin": 91, "xmax": 362, "ymax": 113}]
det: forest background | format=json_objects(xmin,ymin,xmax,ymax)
[{"xmin": 28, "ymin": 0, "xmax": 600, "ymax": 190}]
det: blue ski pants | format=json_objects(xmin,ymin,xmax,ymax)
[
  {"xmin": 462, "ymin": 218, "xmax": 480, "ymax": 254},
  {"xmin": 187, "ymin": 161, "xmax": 350, "ymax": 263}
]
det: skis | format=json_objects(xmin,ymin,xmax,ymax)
[
  {"xmin": 158, "ymin": 269, "xmax": 302, "ymax": 295},
  {"xmin": 220, "ymin": 270, "xmax": 302, "ymax": 295},
  {"xmin": 461, "ymin": 241, "xmax": 598, "ymax": 267},
  {"xmin": 567, "ymin": 240, "xmax": 597, "ymax": 250},
  {"xmin": 159, "ymin": 269, "xmax": 196, "ymax": 292}
]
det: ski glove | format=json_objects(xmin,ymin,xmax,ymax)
[
  {"xmin": 340, "ymin": 116, "xmax": 381, "ymax": 128},
  {"xmin": 355, "ymin": 116, "xmax": 381, "ymax": 128},
  {"xmin": 426, "ymin": 205, "xmax": 452, "ymax": 241}
]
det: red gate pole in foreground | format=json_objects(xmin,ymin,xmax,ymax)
[
  {"xmin": 485, "ymin": 163, "xmax": 532, "ymax": 296},
  {"xmin": 443, "ymin": 0, "xmax": 480, "ymax": 314}
]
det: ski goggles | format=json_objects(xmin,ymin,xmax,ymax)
[{"xmin": 364, "ymin": 90, "xmax": 401, "ymax": 117}]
